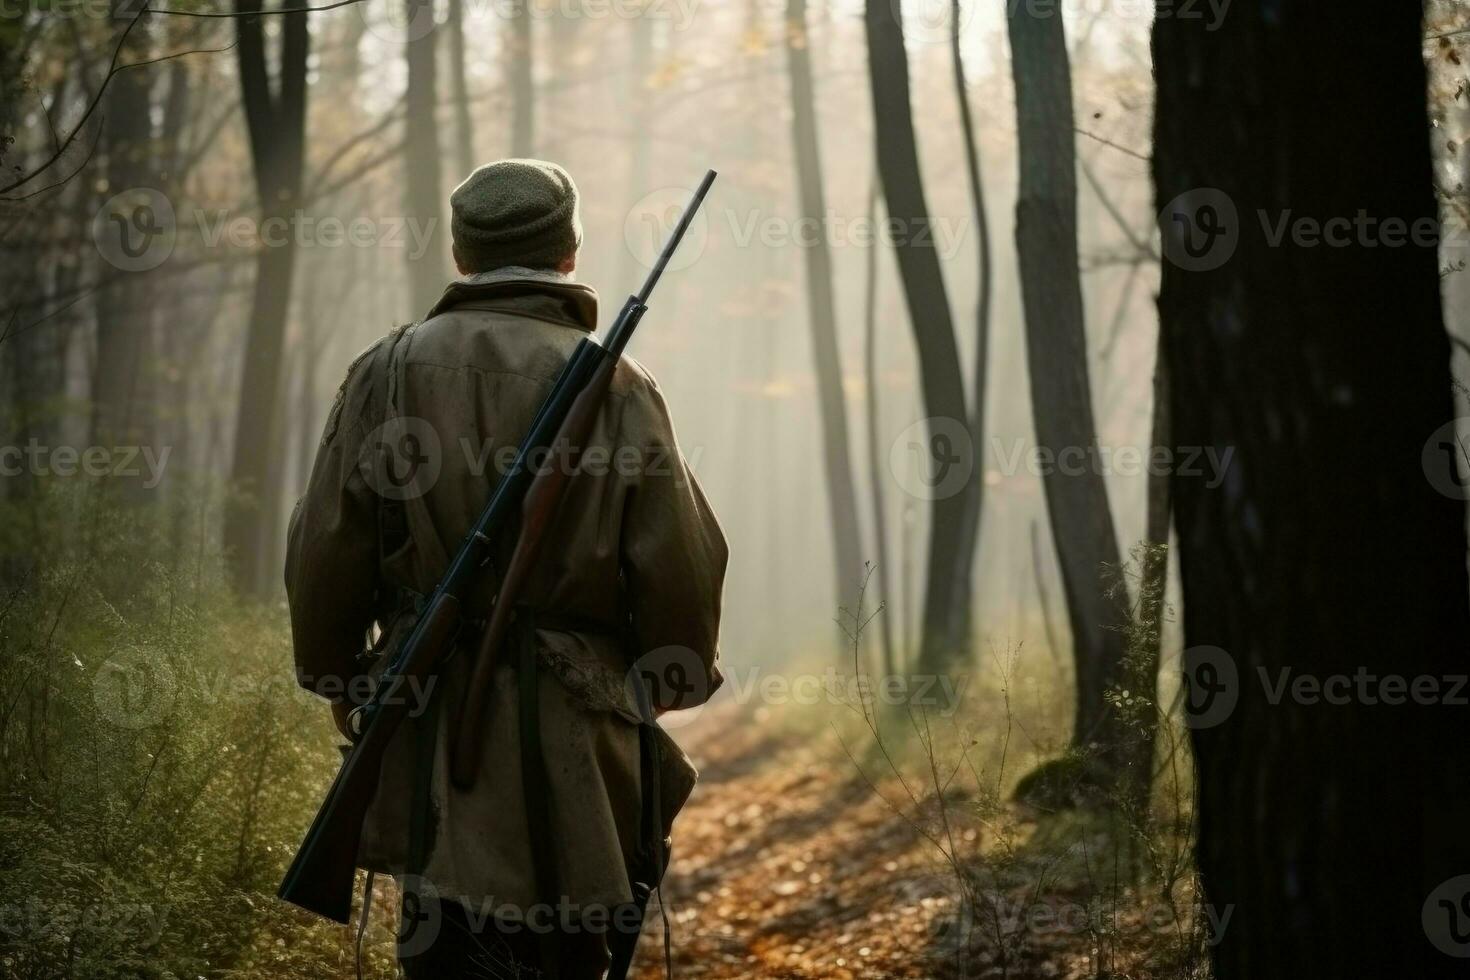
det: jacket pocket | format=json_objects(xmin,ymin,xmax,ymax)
[{"xmin": 651, "ymin": 723, "xmax": 698, "ymax": 838}]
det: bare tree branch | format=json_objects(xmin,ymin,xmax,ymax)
[
  {"xmin": 0, "ymin": 6, "xmax": 151, "ymax": 196},
  {"xmin": 1079, "ymin": 155, "xmax": 1158, "ymax": 261},
  {"xmin": 1074, "ymin": 126, "xmax": 1149, "ymax": 163},
  {"xmin": 148, "ymin": 0, "xmax": 365, "ymax": 15},
  {"xmin": 2, "ymin": 6, "xmax": 237, "ymax": 198}
]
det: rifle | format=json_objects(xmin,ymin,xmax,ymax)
[{"xmin": 278, "ymin": 170, "xmax": 718, "ymax": 925}]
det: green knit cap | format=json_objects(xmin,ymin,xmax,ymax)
[{"xmin": 450, "ymin": 159, "xmax": 583, "ymax": 272}]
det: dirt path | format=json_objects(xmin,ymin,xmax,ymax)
[
  {"xmin": 630, "ymin": 699, "xmax": 1205, "ymax": 980},
  {"xmin": 632, "ymin": 702, "xmax": 959, "ymax": 979}
]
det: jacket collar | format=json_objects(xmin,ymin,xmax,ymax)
[{"xmin": 424, "ymin": 267, "xmax": 600, "ymax": 332}]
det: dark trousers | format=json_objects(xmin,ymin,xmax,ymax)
[{"xmin": 398, "ymin": 899, "xmax": 612, "ymax": 980}]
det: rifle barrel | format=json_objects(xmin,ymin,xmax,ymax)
[{"xmin": 635, "ymin": 170, "xmax": 717, "ymax": 305}]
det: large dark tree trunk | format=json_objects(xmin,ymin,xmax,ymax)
[
  {"xmin": 225, "ymin": 0, "xmax": 310, "ymax": 593},
  {"xmin": 1154, "ymin": 4, "xmax": 1470, "ymax": 976},
  {"xmin": 863, "ymin": 0, "xmax": 979, "ymax": 673},
  {"xmin": 785, "ymin": 0, "xmax": 864, "ymax": 611},
  {"xmin": 403, "ymin": 0, "xmax": 445, "ymax": 316},
  {"xmin": 1005, "ymin": 1, "xmax": 1133, "ymax": 781}
]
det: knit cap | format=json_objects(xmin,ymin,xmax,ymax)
[{"xmin": 450, "ymin": 159, "xmax": 582, "ymax": 271}]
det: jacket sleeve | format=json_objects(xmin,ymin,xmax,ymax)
[
  {"xmin": 283, "ymin": 342, "xmax": 385, "ymax": 703},
  {"xmin": 619, "ymin": 373, "xmax": 729, "ymax": 710}
]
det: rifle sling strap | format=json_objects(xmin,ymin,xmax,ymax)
[
  {"xmin": 510, "ymin": 605, "xmax": 672, "ymax": 979},
  {"xmin": 607, "ymin": 646, "xmax": 674, "ymax": 980},
  {"xmin": 408, "ymin": 692, "xmax": 440, "ymax": 875},
  {"xmin": 516, "ymin": 606, "xmax": 564, "ymax": 977}
]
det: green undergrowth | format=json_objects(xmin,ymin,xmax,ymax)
[{"xmin": 0, "ymin": 483, "xmax": 389, "ymax": 979}]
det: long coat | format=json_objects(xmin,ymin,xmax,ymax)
[{"xmin": 285, "ymin": 268, "xmax": 727, "ymax": 922}]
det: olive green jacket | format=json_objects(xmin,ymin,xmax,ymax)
[{"xmin": 285, "ymin": 268, "xmax": 727, "ymax": 915}]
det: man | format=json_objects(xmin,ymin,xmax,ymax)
[{"xmin": 285, "ymin": 159, "xmax": 727, "ymax": 978}]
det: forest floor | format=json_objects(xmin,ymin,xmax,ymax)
[
  {"xmin": 627, "ymin": 693, "xmax": 1207, "ymax": 980},
  {"xmin": 631, "ymin": 697, "xmax": 959, "ymax": 979},
  {"xmin": 0, "ymin": 539, "xmax": 1206, "ymax": 980}
]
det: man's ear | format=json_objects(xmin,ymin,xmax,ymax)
[
  {"xmin": 452, "ymin": 243, "xmax": 469, "ymax": 276},
  {"xmin": 555, "ymin": 250, "xmax": 577, "ymax": 275}
]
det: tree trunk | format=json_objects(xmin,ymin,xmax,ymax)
[
  {"xmin": 225, "ymin": 0, "xmax": 310, "ymax": 593},
  {"xmin": 619, "ymin": 9, "xmax": 653, "ymax": 289},
  {"xmin": 448, "ymin": 0, "xmax": 475, "ymax": 178},
  {"xmin": 1153, "ymin": 3, "xmax": 1470, "ymax": 975},
  {"xmin": 1005, "ymin": 0, "xmax": 1132, "ymax": 776},
  {"xmin": 863, "ymin": 175, "xmax": 897, "ymax": 680},
  {"xmin": 508, "ymin": 0, "xmax": 534, "ymax": 156},
  {"xmin": 950, "ymin": 0, "xmax": 991, "ymax": 664},
  {"xmin": 863, "ymin": 0, "xmax": 978, "ymax": 673},
  {"xmin": 92, "ymin": 1, "xmax": 156, "ymax": 459},
  {"xmin": 785, "ymin": 0, "xmax": 864, "ymax": 611},
  {"xmin": 404, "ymin": 0, "xmax": 445, "ymax": 316}
]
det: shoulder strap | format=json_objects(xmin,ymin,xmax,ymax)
[
  {"xmin": 366, "ymin": 322, "xmax": 442, "ymax": 882},
  {"xmin": 370, "ymin": 323, "xmax": 418, "ymax": 570}
]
